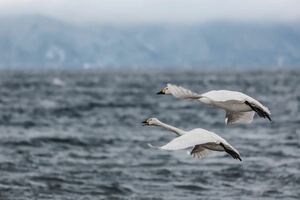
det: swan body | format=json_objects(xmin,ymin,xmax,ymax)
[
  {"xmin": 143, "ymin": 118, "xmax": 241, "ymax": 161},
  {"xmin": 157, "ymin": 84, "xmax": 271, "ymax": 124}
]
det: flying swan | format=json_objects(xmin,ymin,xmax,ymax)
[
  {"xmin": 157, "ymin": 83, "xmax": 271, "ymax": 124},
  {"xmin": 142, "ymin": 118, "xmax": 242, "ymax": 161}
]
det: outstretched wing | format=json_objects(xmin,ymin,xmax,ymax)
[
  {"xmin": 220, "ymin": 143, "xmax": 242, "ymax": 161},
  {"xmin": 167, "ymin": 83, "xmax": 202, "ymax": 100},
  {"xmin": 202, "ymin": 90, "xmax": 271, "ymax": 112},
  {"xmin": 225, "ymin": 111, "xmax": 255, "ymax": 125},
  {"xmin": 245, "ymin": 101, "xmax": 271, "ymax": 121},
  {"xmin": 155, "ymin": 129, "xmax": 219, "ymax": 151},
  {"xmin": 149, "ymin": 129, "xmax": 242, "ymax": 161},
  {"xmin": 149, "ymin": 143, "xmax": 213, "ymax": 159},
  {"xmin": 190, "ymin": 145, "xmax": 213, "ymax": 158}
]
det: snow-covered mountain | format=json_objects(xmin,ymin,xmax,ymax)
[{"xmin": 0, "ymin": 15, "xmax": 299, "ymax": 69}]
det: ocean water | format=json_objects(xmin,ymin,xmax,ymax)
[{"xmin": 0, "ymin": 70, "xmax": 299, "ymax": 200}]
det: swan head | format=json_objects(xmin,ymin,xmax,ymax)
[
  {"xmin": 142, "ymin": 118, "xmax": 160, "ymax": 126},
  {"xmin": 157, "ymin": 85, "xmax": 171, "ymax": 95}
]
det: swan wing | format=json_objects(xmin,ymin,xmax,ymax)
[
  {"xmin": 203, "ymin": 90, "xmax": 271, "ymax": 120},
  {"xmin": 155, "ymin": 129, "xmax": 220, "ymax": 151},
  {"xmin": 201, "ymin": 90, "xmax": 248, "ymax": 102},
  {"xmin": 245, "ymin": 100, "xmax": 271, "ymax": 121},
  {"xmin": 167, "ymin": 83, "xmax": 202, "ymax": 100},
  {"xmin": 190, "ymin": 145, "xmax": 213, "ymax": 158},
  {"xmin": 203, "ymin": 90, "xmax": 270, "ymax": 112},
  {"xmin": 149, "ymin": 128, "xmax": 242, "ymax": 161},
  {"xmin": 149, "ymin": 143, "xmax": 213, "ymax": 159},
  {"xmin": 220, "ymin": 143, "xmax": 242, "ymax": 161},
  {"xmin": 225, "ymin": 111, "xmax": 255, "ymax": 125}
]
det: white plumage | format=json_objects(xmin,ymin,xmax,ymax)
[
  {"xmin": 225, "ymin": 111, "xmax": 255, "ymax": 124},
  {"xmin": 143, "ymin": 118, "xmax": 242, "ymax": 161},
  {"xmin": 158, "ymin": 83, "xmax": 271, "ymax": 124}
]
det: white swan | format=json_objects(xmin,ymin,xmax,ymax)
[
  {"xmin": 157, "ymin": 83, "xmax": 271, "ymax": 124},
  {"xmin": 142, "ymin": 118, "xmax": 242, "ymax": 161}
]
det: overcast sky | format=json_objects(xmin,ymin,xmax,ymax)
[{"xmin": 0, "ymin": 0, "xmax": 300, "ymax": 24}]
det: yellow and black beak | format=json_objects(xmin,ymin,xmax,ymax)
[
  {"xmin": 156, "ymin": 89, "xmax": 165, "ymax": 95},
  {"xmin": 142, "ymin": 119, "xmax": 148, "ymax": 126}
]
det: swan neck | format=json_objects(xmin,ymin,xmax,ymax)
[{"xmin": 156, "ymin": 121, "xmax": 186, "ymax": 136}]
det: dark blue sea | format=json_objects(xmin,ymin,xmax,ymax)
[{"xmin": 0, "ymin": 70, "xmax": 299, "ymax": 200}]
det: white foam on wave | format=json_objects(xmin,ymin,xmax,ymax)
[{"xmin": 52, "ymin": 78, "xmax": 66, "ymax": 87}]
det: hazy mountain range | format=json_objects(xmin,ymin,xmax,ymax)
[{"xmin": 0, "ymin": 15, "xmax": 299, "ymax": 69}]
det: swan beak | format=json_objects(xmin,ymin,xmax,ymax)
[
  {"xmin": 142, "ymin": 119, "xmax": 148, "ymax": 126},
  {"xmin": 157, "ymin": 90, "xmax": 165, "ymax": 95}
]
